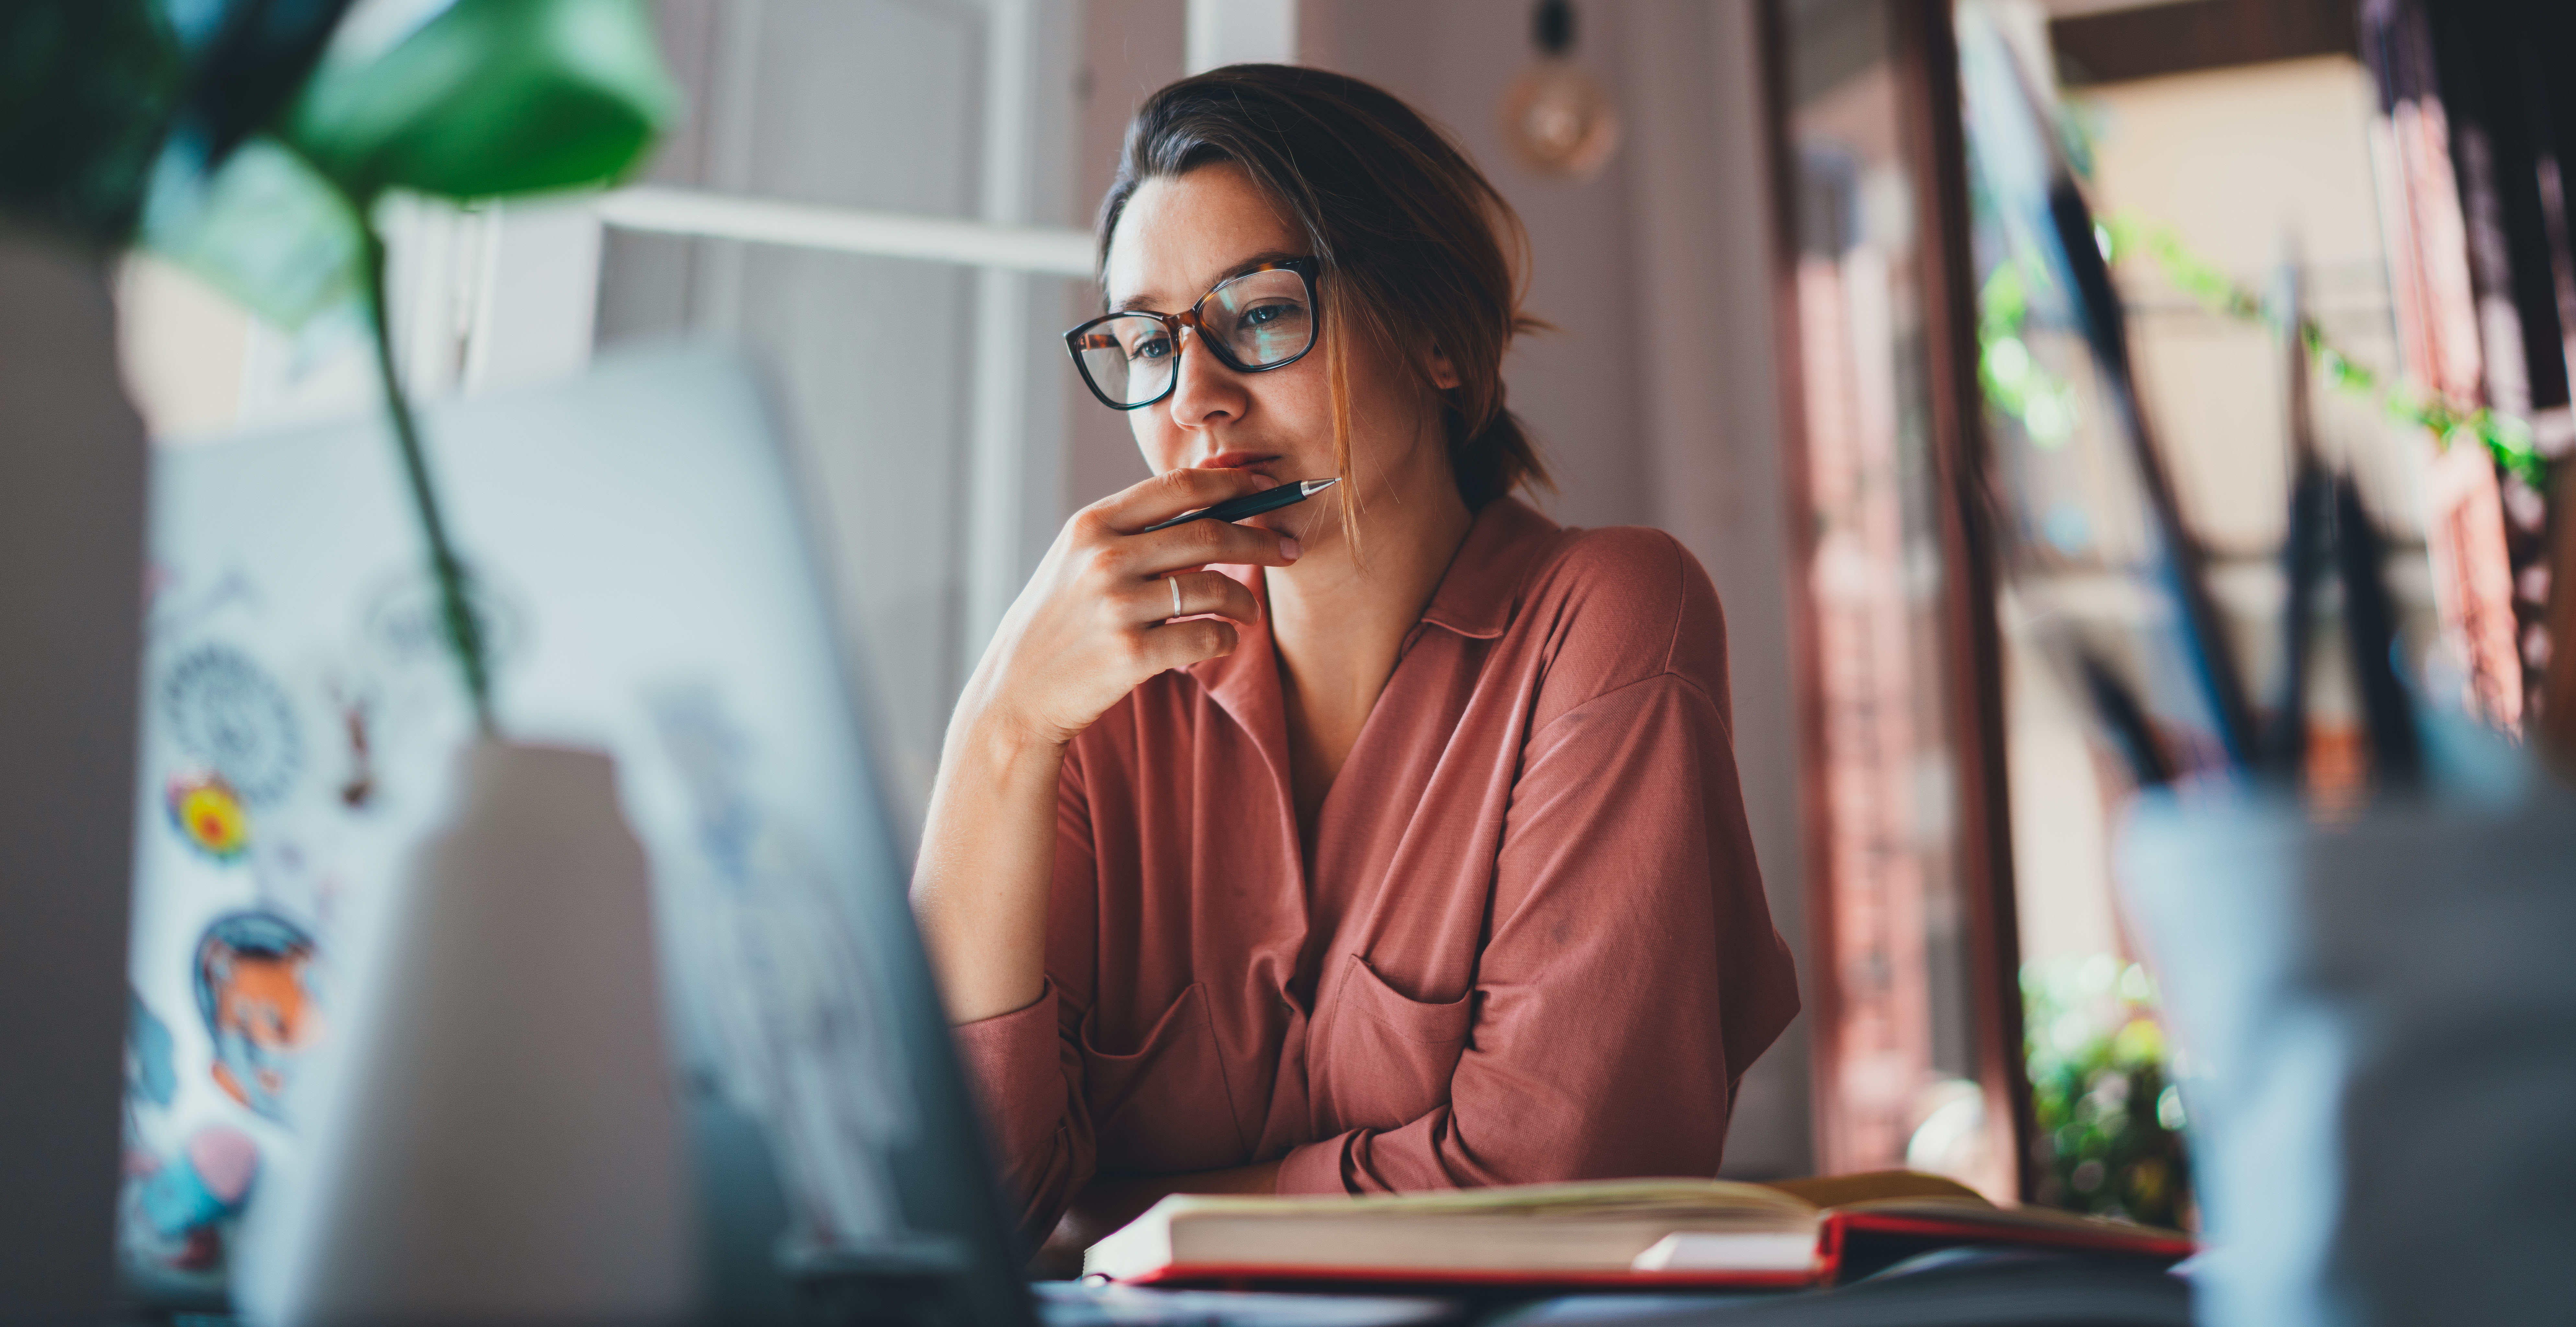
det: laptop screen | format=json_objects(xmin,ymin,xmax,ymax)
[{"xmin": 123, "ymin": 344, "xmax": 1030, "ymax": 1325}]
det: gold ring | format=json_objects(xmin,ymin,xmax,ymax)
[{"xmin": 1170, "ymin": 575, "xmax": 1184, "ymax": 618}]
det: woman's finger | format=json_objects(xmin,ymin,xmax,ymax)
[
  {"xmin": 1098, "ymin": 465, "xmax": 1278, "ymax": 532},
  {"xmin": 1134, "ymin": 570, "xmax": 1260, "ymax": 625},
  {"xmin": 1116, "ymin": 512, "xmax": 1301, "ymax": 578},
  {"xmin": 1134, "ymin": 616, "xmax": 1240, "ymax": 673}
]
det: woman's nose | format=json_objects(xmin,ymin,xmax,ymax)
[{"xmin": 1165, "ymin": 329, "xmax": 1247, "ymax": 430}]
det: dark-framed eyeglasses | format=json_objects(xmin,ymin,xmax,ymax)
[{"xmin": 1064, "ymin": 257, "xmax": 1321, "ymax": 411}]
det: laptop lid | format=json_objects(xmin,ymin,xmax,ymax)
[{"xmin": 125, "ymin": 343, "xmax": 1034, "ymax": 1327}]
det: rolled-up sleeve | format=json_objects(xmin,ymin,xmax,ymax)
[
  {"xmin": 1275, "ymin": 670, "xmax": 1800, "ymax": 1194},
  {"xmin": 949, "ymin": 980, "xmax": 1084, "ymax": 1238},
  {"xmin": 948, "ymin": 747, "xmax": 1101, "ymax": 1246}
]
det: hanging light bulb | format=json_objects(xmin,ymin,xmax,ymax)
[{"xmin": 1499, "ymin": 0, "xmax": 1620, "ymax": 179}]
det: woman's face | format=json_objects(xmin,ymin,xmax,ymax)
[{"xmin": 1102, "ymin": 163, "xmax": 1456, "ymax": 545}]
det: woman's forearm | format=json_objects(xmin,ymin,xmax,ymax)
[
  {"xmin": 912, "ymin": 708, "xmax": 1066, "ymax": 1025},
  {"xmin": 909, "ymin": 467, "xmax": 1296, "ymax": 1026}
]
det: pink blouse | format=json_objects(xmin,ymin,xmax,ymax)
[{"xmin": 953, "ymin": 496, "xmax": 1800, "ymax": 1245}]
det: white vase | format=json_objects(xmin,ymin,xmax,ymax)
[{"xmin": 240, "ymin": 740, "xmax": 696, "ymax": 1326}]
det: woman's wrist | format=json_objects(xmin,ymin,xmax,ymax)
[{"xmin": 945, "ymin": 697, "xmax": 1071, "ymax": 781}]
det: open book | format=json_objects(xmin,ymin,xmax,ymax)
[{"xmin": 1084, "ymin": 1173, "xmax": 2193, "ymax": 1290}]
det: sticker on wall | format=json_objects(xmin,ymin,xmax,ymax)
[
  {"xmin": 193, "ymin": 911, "xmax": 324, "ymax": 1123},
  {"xmin": 166, "ymin": 772, "xmax": 253, "ymax": 861},
  {"xmin": 161, "ymin": 644, "xmax": 303, "ymax": 806}
]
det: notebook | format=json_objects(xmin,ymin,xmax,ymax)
[{"xmin": 1085, "ymin": 1173, "xmax": 2192, "ymax": 1291}]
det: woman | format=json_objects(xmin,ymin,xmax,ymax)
[{"xmin": 911, "ymin": 65, "xmax": 1799, "ymax": 1250}]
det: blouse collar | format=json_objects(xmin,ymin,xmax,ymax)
[
  {"xmin": 1416, "ymin": 495, "xmax": 1560, "ymax": 640},
  {"xmin": 1189, "ymin": 495, "xmax": 1563, "ymax": 751}
]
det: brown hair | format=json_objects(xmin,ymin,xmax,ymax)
[{"xmin": 1098, "ymin": 63, "xmax": 1551, "ymax": 518}]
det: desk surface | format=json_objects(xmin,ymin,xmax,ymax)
[{"xmin": 124, "ymin": 1248, "xmax": 2188, "ymax": 1327}]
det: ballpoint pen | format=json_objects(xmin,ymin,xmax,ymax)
[{"xmin": 1136, "ymin": 478, "xmax": 1340, "ymax": 533}]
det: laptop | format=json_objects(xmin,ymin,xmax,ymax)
[{"xmin": 125, "ymin": 344, "xmax": 1447, "ymax": 1327}]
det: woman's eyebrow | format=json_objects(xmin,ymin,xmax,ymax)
[{"xmin": 1109, "ymin": 250, "xmax": 1307, "ymax": 313}]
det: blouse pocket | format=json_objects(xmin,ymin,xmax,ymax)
[
  {"xmin": 1312, "ymin": 958, "xmax": 1475, "ymax": 1133},
  {"xmin": 1078, "ymin": 982, "xmax": 1249, "ymax": 1174}
]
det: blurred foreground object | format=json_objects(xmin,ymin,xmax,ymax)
[
  {"xmin": 0, "ymin": 2, "xmax": 179, "ymax": 238},
  {"xmin": 2120, "ymin": 734, "xmax": 2576, "ymax": 1326},
  {"xmin": 237, "ymin": 743, "xmax": 692, "ymax": 1327},
  {"xmin": 1, "ymin": 7, "xmax": 349, "ymax": 1320},
  {"xmin": 133, "ymin": 346, "xmax": 1035, "ymax": 1325},
  {"xmin": 143, "ymin": 0, "xmax": 678, "ymax": 731},
  {"xmin": 286, "ymin": 0, "xmax": 673, "ymax": 201},
  {"xmin": 0, "ymin": 228, "xmax": 151, "ymax": 1326},
  {"xmin": 1, "ymin": 0, "xmax": 360, "ymax": 245}
]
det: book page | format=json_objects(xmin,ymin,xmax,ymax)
[
  {"xmin": 1760, "ymin": 1171, "xmax": 1990, "ymax": 1210},
  {"xmin": 1151, "ymin": 1177, "xmax": 1823, "ymax": 1223}
]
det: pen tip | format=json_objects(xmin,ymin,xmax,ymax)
[{"xmin": 1304, "ymin": 478, "xmax": 1340, "ymax": 494}]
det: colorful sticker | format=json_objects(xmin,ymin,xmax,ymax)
[
  {"xmin": 162, "ymin": 644, "xmax": 302, "ymax": 806},
  {"xmin": 194, "ymin": 912, "xmax": 323, "ymax": 1123},
  {"xmin": 122, "ymin": 1126, "xmax": 259, "ymax": 1275},
  {"xmin": 166, "ymin": 773, "xmax": 251, "ymax": 861},
  {"xmin": 135, "ymin": 1126, "xmax": 259, "ymax": 1243}
]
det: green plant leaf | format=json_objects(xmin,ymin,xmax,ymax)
[
  {"xmin": 0, "ymin": 0, "xmax": 184, "ymax": 240},
  {"xmin": 140, "ymin": 134, "xmax": 365, "ymax": 329},
  {"xmin": 285, "ymin": 0, "xmax": 676, "ymax": 202},
  {"xmin": 187, "ymin": 0, "xmax": 684, "ymax": 733}
]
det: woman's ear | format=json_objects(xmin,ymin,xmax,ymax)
[{"xmin": 1426, "ymin": 345, "xmax": 1464, "ymax": 391}]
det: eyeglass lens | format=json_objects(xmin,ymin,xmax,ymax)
[{"xmin": 1073, "ymin": 267, "xmax": 1314, "ymax": 407}]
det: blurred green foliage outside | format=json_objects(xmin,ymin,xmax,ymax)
[{"xmin": 2024, "ymin": 956, "xmax": 2193, "ymax": 1230}]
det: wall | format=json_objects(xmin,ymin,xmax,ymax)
[{"xmin": 1062, "ymin": 0, "xmax": 1187, "ymax": 512}]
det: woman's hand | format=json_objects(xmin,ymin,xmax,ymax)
[
  {"xmin": 913, "ymin": 466, "xmax": 1300, "ymax": 1025},
  {"xmin": 962, "ymin": 466, "xmax": 1302, "ymax": 749}
]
